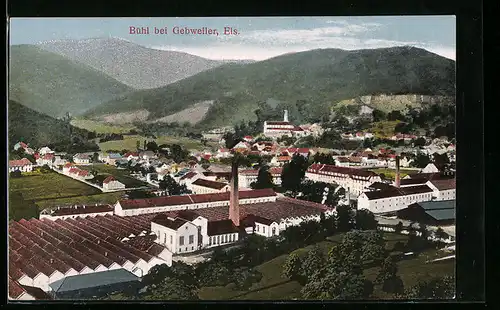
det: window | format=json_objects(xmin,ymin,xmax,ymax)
[
  {"xmin": 163, "ymin": 233, "xmax": 166, "ymax": 244},
  {"xmin": 263, "ymin": 226, "xmax": 266, "ymax": 234},
  {"xmin": 179, "ymin": 236, "xmax": 185, "ymax": 246},
  {"xmin": 179, "ymin": 248, "xmax": 182, "ymax": 253},
  {"xmin": 217, "ymin": 236, "xmax": 220, "ymax": 244},
  {"xmin": 170, "ymin": 235, "xmax": 173, "ymax": 244},
  {"xmin": 272, "ymin": 227, "xmax": 276, "ymax": 235},
  {"xmin": 223, "ymin": 235, "xmax": 227, "ymax": 243},
  {"xmin": 189, "ymin": 235, "xmax": 194, "ymax": 244},
  {"xmin": 257, "ymin": 225, "xmax": 260, "ymax": 232},
  {"xmin": 192, "ymin": 246, "xmax": 194, "ymax": 251},
  {"xmin": 209, "ymin": 237, "xmax": 212, "ymax": 246}
]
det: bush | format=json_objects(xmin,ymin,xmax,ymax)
[{"xmin": 10, "ymin": 170, "xmax": 22, "ymax": 178}]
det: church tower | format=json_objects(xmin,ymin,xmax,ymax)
[{"xmin": 284, "ymin": 110, "xmax": 289, "ymax": 122}]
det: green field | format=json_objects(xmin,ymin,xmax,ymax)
[
  {"xmin": 98, "ymin": 134, "xmax": 209, "ymax": 152},
  {"xmin": 368, "ymin": 168, "xmax": 420, "ymax": 180},
  {"xmin": 198, "ymin": 233, "xmax": 454, "ymax": 300},
  {"xmin": 9, "ymin": 171, "xmax": 101, "ymax": 201},
  {"xmin": 77, "ymin": 163, "xmax": 150, "ymax": 188},
  {"xmin": 35, "ymin": 192, "xmax": 124, "ymax": 209},
  {"xmin": 368, "ymin": 121, "xmax": 402, "ymax": 138},
  {"xmin": 71, "ymin": 119, "xmax": 136, "ymax": 134}
]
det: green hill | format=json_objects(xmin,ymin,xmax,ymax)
[
  {"xmin": 9, "ymin": 44, "xmax": 133, "ymax": 118},
  {"xmin": 83, "ymin": 46, "xmax": 456, "ymax": 128},
  {"xmin": 8, "ymin": 99, "xmax": 94, "ymax": 149}
]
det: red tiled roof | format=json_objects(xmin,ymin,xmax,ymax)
[
  {"xmin": 428, "ymin": 178, "xmax": 456, "ymax": 191},
  {"xmin": 78, "ymin": 170, "xmax": 89, "ymax": 177},
  {"xmin": 277, "ymin": 156, "xmax": 291, "ymax": 161},
  {"xmin": 103, "ymin": 176, "xmax": 115, "ymax": 184},
  {"xmin": 64, "ymin": 163, "xmax": 73, "ymax": 168},
  {"xmin": 9, "ymin": 158, "xmax": 32, "ymax": 167},
  {"xmin": 307, "ymin": 163, "xmax": 379, "ymax": 179},
  {"xmin": 43, "ymin": 153, "xmax": 55, "ymax": 160},
  {"xmin": 20, "ymin": 142, "xmax": 28, "ymax": 148},
  {"xmin": 192, "ymin": 178, "xmax": 229, "ymax": 190},
  {"xmin": 8, "ymin": 277, "xmax": 26, "ymax": 299},
  {"xmin": 124, "ymin": 152, "xmax": 139, "ymax": 157},
  {"xmin": 119, "ymin": 188, "xmax": 277, "ymax": 210},
  {"xmin": 266, "ymin": 121, "xmax": 293, "ymax": 126},
  {"xmin": 68, "ymin": 168, "xmax": 79, "ymax": 174}
]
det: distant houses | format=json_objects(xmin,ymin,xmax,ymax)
[
  {"xmin": 103, "ymin": 153, "xmax": 122, "ymax": 165},
  {"xmin": 14, "ymin": 142, "xmax": 35, "ymax": 155},
  {"xmin": 73, "ymin": 153, "xmax": 92, "ymax": 165}
]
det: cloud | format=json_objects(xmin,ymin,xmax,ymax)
[{"xmin": 148, "ymin": 23, "xmax": 455, "ymax": 61}]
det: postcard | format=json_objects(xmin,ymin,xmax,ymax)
[{"xmin": 8, "ymin": 16, "xmax": 456, "ymax": 301}]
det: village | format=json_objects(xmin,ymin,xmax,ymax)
[{"xmin": 8, "ymin": 109, "xmax": 456, "ymax": 301}]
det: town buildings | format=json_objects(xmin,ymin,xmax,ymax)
[
  {"xmin": 9, "ymin": 158, "xmax": 33, "ymax": 173},
  {"xmin": 305, "ymin": 164, "xmax": 382, "ymax": 196},
  {"xmin": 263, "ymin": 110, "xmax": 307, "ymax": 139},
  {"xmin": 238, "ymin": 167, "xmax": 283, "ymax": 188},
  {"xmin": 396, "ymin": 200, "xmax": 455, "ymax": 226},
  {"xmin": 188, "ymin": 178, "xmax": 230, "ymax": 194}
]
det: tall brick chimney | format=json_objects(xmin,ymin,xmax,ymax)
[
  {"xmin": 395, "ymin": 155, "xmax": 401, "ymax": 188},
  {"xmin": 229, "ymin": 159, "xmax": 240, "ymax": 227},
  {"xmin": 284, "ymin": 110, "xmax": 289, "ymax": 122}
]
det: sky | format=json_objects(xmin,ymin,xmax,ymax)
[{"xmin": 9, "ymin": 16, "xmax": 456, "ymax": 60}]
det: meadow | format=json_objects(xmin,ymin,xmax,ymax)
[
  {"xmin": 198, "ymin": 233, "xmax": 454, "ymax": 300},
  {"xmin": 97, "ymin": 134, "xmax": 210, "ymax": 152},
  {"xmin": 77, "ymin": 163, "xmax": 149, "ymax": 188}
]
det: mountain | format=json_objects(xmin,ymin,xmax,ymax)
[
  {"xmin": 82, "ymin": 46, "xmax": 456, "ymax": 128},
  {"xmin": 37, "ymin": 37, "xmax": 225, "ymax": 89},
  {"xmin": 8, "ymin": 100, "xmax": 94, "ymax": 148},
  {"xmin": 9, "ymin": 45, "xmax": 133, "ymax": 118}
]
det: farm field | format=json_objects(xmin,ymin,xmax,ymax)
[
  {"xmin": 198, "ymin": 233, "xmax": 454, "ymax": 300},
  {"xmin": 77, "ymin": 163, "xmax": 150, "ymax": 188},
  {"xmin": 98, "ymin": 134, "xmax": 212, "ymax": 152},
  {"xmin": 8, "ymin": 171, "xmax": 101, "ymax": 202}
]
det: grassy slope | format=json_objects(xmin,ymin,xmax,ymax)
[
  {"xmin": 84, "ymin": 46, "xmax": 455, "ymax": 128},
  {"xmin": 8, "ymin": 100, "xmax": 92, "ymax": 148},
  {"xmin": 9, "ymin": 44, "xmax": 133, "ymax": 117},
  {"xmin": 70, "ymin": 119, "xmax": 136, "ymax": 134},
  {"xmin": 198, "ymin": 233, "xmax": 454, "ymax": 300},
  {"xmin": 97, "ymin": 134, "xmax": 208, "ymax": 151}
]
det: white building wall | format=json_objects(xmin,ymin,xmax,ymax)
[{"xmin": 207, "ymin": 233, "xmax": 239, "ymax": 247}]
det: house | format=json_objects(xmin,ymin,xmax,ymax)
[
  {"xmin": 178, "ymin": 171, "xmax": 201, "ymax": 185},
  {"xmin": 357, "ymin": 185, "xmax": 434, "ymax": 214},
  {"xmin": 306, "ymin": 164, "xmax": 382, "ymax": 197},
  {"xmin": 73, "ymin": 153, "xmax": 91, "ymax": 165},
  {"xmin": 151, "ymin": 212, "xmax": 204, "ymax": 254},
  {"xmin": 421, "ymin": 163, "xmax": 440, "ymax": 173},
  {"xmin": 335, "ymin": 157, "xmax": 351, "ymax": 167},
  {"xmin": 270, "ymin": 155, "xmax": 291, "ymax": 167},
  {"xmin": 232, "ymin": 141, "xmax": 251, "ymax": 153},
  {"xmin": 102, "ymin": 176, "xmax": 126, "ymax": 191},
  {"xmin": 387, "ymin": 156, "xmax": 411, "ymax": 168},
  {"xmin": 123, "ymin": 152, "xmax": 140, "ymax": 161},
  {"xmin": 188, "ymin": 179, "xmax": 230, "ymax": 195},
  {"xmin": 239, "ymin": 167, "xmax": 283, "ymax": 188},
  {"xmin": 155, "ymin": 163, "xmax": 170, "ymax": 173},
  {"xmin": 104, "ymin": 153, "xmax": 123, "ymax": 166},
  {"xmin": 38, "ymin": 147, "xmax": 54, "ymax": 156},
  {"xmin": 284, "ymin": 148, "xmax": 311, "ymax": 158},
  {"xmin": 9, "ymin": 158, "xmax": 33, "ymax": 173},
  {"xmin": 243, "ymin": 136, "xmax": 254, "ymax": 142},
  {"xmin": 36, "ymin": 153, "xmax": 55, "ymax": 166},
  {"xmin": 396, "ymin": 200, "xmax": 455, "ymax": 226},
  {"xmin": 39, "ymin": 204, "xmax": 115, "ymax": 220},
  {"xmin": 359, "ymin": 104, "xmax": 374, "ymax": 116},
  {"xmin": 425, "ymin": 178, "xmax": 456, "ymax": 201},
  {"xmin": 14, "ymin": 142, "xmax": 28, "ymax": 151},
  {"xmin": 216, "ymin": 148, "xmax": 232, "ymax": 159},
  {"xmin": 140, "ymin": 151, "xmax": 157, "ymax": 161},
  {"xmin": 52, "ymin": 156, "xmax": 67, "ymax": 167}
]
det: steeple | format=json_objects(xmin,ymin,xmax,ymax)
[
  {"xmin": 229, "ymin": 159, "xmax": 240, "ymax": 227},
  {"xmin": 284, "ymin": 110, "xmax": 289, "ymax": 122}
]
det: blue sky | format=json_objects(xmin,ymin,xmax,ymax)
[{"xmin": 9, "ymin": 16, "xmax": 456, "ymax": 60}]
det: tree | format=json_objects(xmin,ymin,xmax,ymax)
[
  {"xmin": 299, "ymin": 245, "xmax": 326, "ymax": 282},
  {"xmin": 136, "ymin": 140, "xmax": 141, "ymax": 151},
  {"xmin": 92, "ymin": 152, "xmax": 99, "ymax": 163},
  {"xmin": 361, "ymin": 231, "xmax": 386, "ymax": 263},
  {"xmin": 387, "ymin": 110, "xmax": 405, "ymax": 121},
  {"xmin": 434, "ymin": 227, "xmax": 448, "ymax": 241},
  {"xmin": 142, "ymin": 276, "xmax": 199, "ymax": 300},
  {"xmin": 355, "ymin": 209, "xmax": 378, "ymax": 230},
  {"xmin": 251, "ymin": 166, "xmax": 274, "ymax": 189},
  {"xmin": 335, "ymin": 205, "xmax": 355, "ymax": 232},
  {"xmin": 169, "ymin": 144, "xmax": 189, "ymax": 164},
  {"xmin": 404, "ymin": 276, "xmax": 455, "ymax": 299},
  {"xmin": 372, "ymin": 109, "xmax": 386, "ymax": 122},
  {"xmin": 127, "ymin": 190, "xmax": 155, "ymax": 199},
  {"xmin": 414, "ymin": 137, "xmax": 426, "ymax": 147},
  {"xmin": 410, "ymin": 153, "xmax": 431, "ymax": 168},
  {"xmin": 146, "ymin": 141, "xmax": 158, "ymax": 152},
  {"xmin": 394, "ymin": 221, "xmax": 404, "ymax": 234},
  {"xmin": 281, "ymin": 154, "xmax": 309, "ymax": 193},
  {"xmin": 10, "ymin": 170, "xmax": 22, "ymax": 178},
  {"xmin": 311, "ymin": 152, "xmax": 336, "ymax": 165},
  {"xmin": 282, "ymin": 253, "xmax": 303, "ymax": 283},
  {"xmin": 433, "ymin": 153, "xmax": 450, "ymax": 170},
  {"xmin": 376, "ymin": 257, "xmax": 404, "ymax": 295},
  {"xmin": 159, "ymin": 175, "xmax": 191, "ymax": 195}
]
